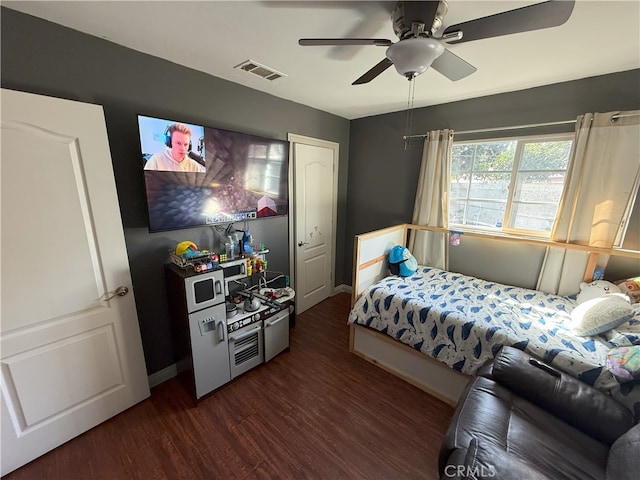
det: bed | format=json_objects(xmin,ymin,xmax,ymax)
[{"xmin": 348, "ymin": 224, "xmax": 640, "ymax": 414}]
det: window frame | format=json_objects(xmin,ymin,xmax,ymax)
[{"xmin": 449, "ymin": 132, "xmax": 574, "ymax": 238}]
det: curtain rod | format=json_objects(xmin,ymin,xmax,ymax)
[{"xmin": 402, "ymin": 112, "xmax": 639, "ymax": 140}]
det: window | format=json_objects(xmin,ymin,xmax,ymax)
[{"xmin": 449, "ymin": 134, "xmax": 573, "ymax": 236}]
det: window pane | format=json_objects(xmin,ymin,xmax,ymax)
[
  {"xmin": 465, "ymin": 201, "xmax": 506, "ymax": 228},
  {"xmin": 520, "ymin": 141, "xmax": 572, "ymax": 170},
  {"xmin": 469, "ymin": 173, "xmax": 511, "ymax": 200},
  {"xmin": 451, "ymin": 145, "xmax": 473, "ymax": 174},
  {"xmin": 450, "ymin": 179, "xmax": 470, "ymax": 198},
  {"xmin": 513, "ymin": 172, "xmax": 565, "ymax": 202},
  {"xmin": 449, "ymin": 199, "xmax": 467, "ymax": 224},
  {"xmin": 472, "ymin": 141, "xmax": 516, "ymax": 171},
  {"xmin": 510, "ymin": 202, "xmax": 559, "ymax": 231}
]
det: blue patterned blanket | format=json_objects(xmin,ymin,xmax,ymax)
[{"xmin": 348, "ymin": 266, "xmax": 640, "ymax": 416}]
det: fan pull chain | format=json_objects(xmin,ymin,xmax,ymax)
[{"xmin": 404, "ymin": 75, "xmax": 417, "ymax": 150}]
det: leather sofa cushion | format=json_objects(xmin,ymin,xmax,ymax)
[
  {"xmin": 439, "ymin": 376, "xmax": 608, "ymax": 480},
  {"xmin": 606, "ymin": 424, "xmax": 640, "ymax": 480},
  {"xmin": 486, "ymin": 347, "xmax": 634, "ymax": 444}
]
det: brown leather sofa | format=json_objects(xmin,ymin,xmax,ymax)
[{"xmin": 439, "ymin": 346, "xmax": 639, "ymax": 480}]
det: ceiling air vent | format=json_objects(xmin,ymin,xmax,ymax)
[{"xmin": 234, "ymin": 60, "xmax": 287, "ymax": 81}]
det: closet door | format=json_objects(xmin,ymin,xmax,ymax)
[{"xmin": 289, "ymin": 135, "xmax": 338, "ymax": 314}]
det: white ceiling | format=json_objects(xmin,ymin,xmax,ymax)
[{"xmin": 3, "ymin": 0, "xmax": 640, "ymax": 120}]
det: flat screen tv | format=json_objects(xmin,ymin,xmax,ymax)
[{"xmin": 137, "ymin": 115, "xmax": 289, "ymax": 232}]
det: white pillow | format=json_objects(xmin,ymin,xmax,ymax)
[{"xmin": 571, "ymin": 295, "xmax": 634, "ymax": 337}]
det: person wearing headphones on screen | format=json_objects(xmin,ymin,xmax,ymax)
[{"xmin": 144, "ymin": 123, "xmax": 205, "ymax": 172}]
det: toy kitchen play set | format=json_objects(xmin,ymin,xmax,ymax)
[{"xmin": 164, "ymin": 232, "xmax": 294, "ymax": 401}]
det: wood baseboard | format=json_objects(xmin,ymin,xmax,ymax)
[
  {"xmin": 333, "ymin": 284, "xmax": 353, "ymax": 295},
  {"xmin": 147, "ymin": 363, "xmax": 177, "ymax": 389}
]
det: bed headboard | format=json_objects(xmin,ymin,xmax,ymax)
[{"xmin": 351, "ymin": 224, "xmax": 408, "ymax": 305}]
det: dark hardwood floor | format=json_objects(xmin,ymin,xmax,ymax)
[{"xmin": 4, "ymin": 293, "xmax": 454, "ymax": 480}]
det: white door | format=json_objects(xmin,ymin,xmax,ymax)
[
  {"xmin": 289, "ymin": 135, "xmax": 338, "ymax": 314},
  {"xmin": 0, "ymin": 89, "xmax": 150, "ymax": 476}
]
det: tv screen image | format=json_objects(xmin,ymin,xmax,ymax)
[{"xmin": 137, "ymin": 115, "xmax": 289, "ymax": 232}]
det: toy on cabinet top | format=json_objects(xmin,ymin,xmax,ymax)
[{"xmin": 170, "ymin": 241, "xmax": 218, "ymax": 272}]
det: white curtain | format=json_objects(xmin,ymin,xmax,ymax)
[
  {"xmin": 408, "ymin": 129, "xmax": 453, "ymax": 269},
  {"xmin": 537, "ymin": 110, "xmax": 640, "ymax": 295}
]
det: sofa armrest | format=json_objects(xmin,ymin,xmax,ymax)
[{"xmin": 487, "ymin": 346, "xmax": 634, "ymax": 445}]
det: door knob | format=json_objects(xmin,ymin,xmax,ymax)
[
  {"xmin": 298, "ymin": 241, "xmax": 309, "ymax": 247},
  {"xmin": 102, "ymin": 286, "xmax": 129, "ymax": 301}
]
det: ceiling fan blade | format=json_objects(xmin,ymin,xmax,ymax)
[
  {"xmin": 299, "ymin": 38, "xmax": 392, "ymax": 47},
  {"xmin": 442, "ymin": 0, "xmax": 575, "ymax": 45},
  {"xmin": 352, "ymin": 58, "xmax": 394, "ymax": 85},
  {"xmin": 431, "ymin": 49, "xmax": 477, "ymax": 81}
]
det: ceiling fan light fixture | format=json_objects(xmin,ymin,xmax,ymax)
[{"xmin": 386, "ymin": 37, "xmax": 445, "ymax": 79}]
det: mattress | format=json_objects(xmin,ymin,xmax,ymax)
[{"xmin": 348, "ymin": 266, "xmax": 640, "ymax": 414}]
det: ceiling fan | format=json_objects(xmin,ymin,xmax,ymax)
[{"xmin": 299, "ymin": 0, "xmax": 575, "ymax": 85}]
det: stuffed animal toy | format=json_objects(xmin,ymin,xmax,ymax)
[
  {"xmin": 388, "ymin": 245, "xmax": 418, "ymax": 277},
  {"xmin": 615, "ymin": 276, "xmax": 640, "ymax": 304},
  {"xmin": 606, "ymin": 346, "xmax": 640, "ymax": 381},
  {"xmin": 575, "ymin": 280, "xmax": 625, "ymax": 304}
]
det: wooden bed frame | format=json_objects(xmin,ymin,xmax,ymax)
[
  {"xmin": 349, "ymin": 224, "xmax": 469, "ymax": 405},
  {"xmin": 348, "ymin": 223, "xmax": 639, "ymax": 406}
]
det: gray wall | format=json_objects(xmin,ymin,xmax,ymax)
[
  {"xmin": 2, "ymin": 7, "xmax": 638, "ymax": 377},
  {"xmin": 347, "ymin": 69, "xmax": 640, "ymax": 288},
  {"xmin": 0, "ymin": 7, "xmax": 350, "ymax": 375}
]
